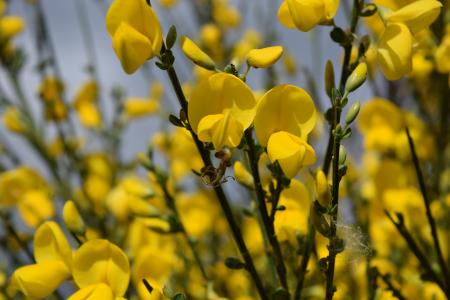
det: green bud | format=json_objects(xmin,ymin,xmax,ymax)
[
  {"xmin": 325, "ymin": 60, "xmax": 335, "ymax": 98},
  {"xmin": 345, "ymin": 101, "xmax": 360, "ymax": 125},
  {"xmin": 338, "ymin": 145, "xmax": 347, "ymax": 165},
  {"xmin": 165, "ymin": 25, "xmax": 177, "ymax": 49},
  {"xmin": 345, "ymin": 63, "xmax": 367, "ymax": 93},
  {"xmin": 311, "ymin": 206, "xmax": 331, "ymax": 237}
]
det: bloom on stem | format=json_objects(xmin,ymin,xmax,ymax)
[
  {"xmin": 188, "ymin": 73, "xmax": 257, "ymax": 150},
  {"xmin": 254, "ymin": 84, "xmax": 317, "ymax": 178},
  {"xmin": 246, "ymin": 46, "xmax": 284, "ymax": 68},
  {"xmin": 106, "ymin": 0, "xmax": 163, "ymax": 74}
]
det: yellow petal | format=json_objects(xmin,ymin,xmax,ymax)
[
  {"xmin": 286, "ymin": 0, "xmax": 324, "ymax": 32},
  {"xmin": 17, "ymin": 190, "xmax": 55, "ymax": 228},
  {"xmin": 0, "ymin": 16, "xmax": 25, "ymax": 39},
  {"xmin": 2, "ymin": 106, "xmax": 26, "ymax": 134},
  {"xmin": 106, "ymin": 0, "xmax": 162, "ymax": 55},
  {"xmin": 181, "ymin": 36, "xmax": 216, "ymax": 70},
  {"xmin": 10, "ymin": 261, "xmax": 70, "ymax": 299},
  {"xmin": 324, "ymin": 0, "xmax": 340, "ymax": 20},
  {"xmin": 267, "ymin": 131, "xmax": 316, "ymax": 178},
  {"xmin": 254, "ymin": 84, "xmax": 316, "ymax": 146},
  {"xmin": 188, "ymin": 72, "xmax": 256, "ymax": 136},
  {"xmin": 277, "ymin": 1, "xmax": 296, "ymax": 29},
  {"xmin": 233, "ymin": 161, "xmax": 254, "ymax": 187},
  {"xmin": 74, "ymin": 81, "xmax": 98, "ymax": 107},
  {"xmin": 197, "ymin": 111, "xmax": 244, "ymax": 149},
  {"xmin": 124, "ymin": 98, "xmax": 159, "ymax": 118},
  {"xmin": 377, "ymin": 23, "xmax": 412, "ymax": 80},
  {"xmin": 387, "ymin": 0, "xmax": 442, "ymax": 34},
  {"xmin": 68, "ymin": 283, "xmax": 114, "ymax": 300},
  {"xmin": 63, "ymin": 200, "xmax": 86, "ymax": 236},
  {"xmin": 246, "ymin": 46, "xmax": 284, "ymax": 68},
  {"xmin": 112, "ymin": 22, "xmax": 153, "ymax": 74},
  {"xmin": 76, "ymin": 103, "xmax": 102, "ymax": 128},
  {"xmin": 33, "ymin": 221, "xmax": 72, "ymax": 269},
  {"xmin": 72, "ymin": 239, "xmax": 130, "ymax": 296}
]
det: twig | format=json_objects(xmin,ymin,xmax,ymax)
[
  {"xmin": 405, "ymin": 127, "xmax": 449, "ymax": 291},
  {"xmin": 384, "ymin": 210, "xmax": 446, "ymax": 293},
  {"xmin": 245, "ymin": 129, "xmax": 288, "ymax": 292}
]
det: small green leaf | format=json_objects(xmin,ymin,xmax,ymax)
[{"xmin": 166, "ymin": 25, "xmax": 177, "ymax": 49}]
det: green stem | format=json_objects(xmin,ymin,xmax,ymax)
[
  {"xmin": 244, "ymin": 129, "xmax": 288, "ymax": 293},
  {"xmin": 405, "ymin": 128, "xmax": 449, "ymax": 291},
  {"xmin": 325, "ymin": 100, "xmax": 342, "ymax": 300},
  {"xmin": 159, "ymin": 46, "xmax": 268, "ymax": 300},
  {"xmin": 157, "ymin": 172, "xmax": 209, "ymax": 281},
  {"xmin": 293, "ymin": 222, "xmax": 315, "ymax": 300}
]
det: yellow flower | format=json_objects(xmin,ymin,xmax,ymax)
[
  {"xmin": 274, "ymin": 179, "xmax": 311, "ymax": 244},
  {"xmin": 0, "ymin": 16, "xmax": 25, "ymax": 39},
  {"xmin": 73, "ymin": 81, "xmax": 101, "ymax": 128},
  {"xmin": 212, "ymin": 0, "xmax": 241, "ymax": 28},
  {"xmin": 233, "ymin": 161, "xmax": 254, "ymax": 188},
  {"xmin": 0, "ymin": 166, "xmax": 50, "ymax": 206},
  {"xmin": 106, "ymin": 0, "xmax": 162, "ymax": 74},
  {"xmin": 181, "ymin": 36, "xmax": 216, "ymax": 70},
  {"xmin": 254, "ymin": 84, "xmax": 316, "ymax": 146},
  {"xmin": 377, "ymin": 23, "xmax": 412, "ymax": 80},
  {"xmin": 63, "ymin": 200, "xmax": 86, "ymax": 235},
  {"xmin": 188, "ymin": 73, "xmax": 257, "ymax": 149},
  {"xmin": 246, "ymin": 46, "xmax": 284, "ymax": 68},
  {"xmin": 124, "ymin": 97, "xmax": 159, "ymax": 118},
  {"xmin": 9, "ymin": 222, "xmax": 72, "ymax": 298},
  {"xmin": 72, "ymin": 239, "xmax": 130, "ymax": 297},
  {"xmin": 387, "ymin": 0, "xmax": 442, "ymax": 34},
  {"xmin": 267, "ymin": 131, "xmax": 316, "ymax": 178},
  {"xmin": 18, "ymin": 190, "xmax": 55, "ymax": 228},
  {"xmin": 278, "ymin": 0, "xmax": 339, "ymax": 32},
  {"xmin": 2, "ymin": 106, "xmax": 26, "ymax": 133}
]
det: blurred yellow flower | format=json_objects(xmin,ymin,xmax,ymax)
[{"xmin": 2, "ymin": 106, "xmax": 26, "ymax": 133}]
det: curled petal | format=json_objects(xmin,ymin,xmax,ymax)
[
  {"xmin": 387, "ymin": 0, "xmax": 442, "ymax": 34},
  {"xmin": 34, "ymin": 221, "xmax": 72, "ymax": 269},
  {"xmin": 254, "ymin": 84, "xmax": 316, "ymax": 146},
  {"xmin": 267, "ymin": 131, "xmax": 316, "ymax": 178},
  {"xmin": 10, "ymin": 261, "xmax": 70, "ymax": 299},
  {"xmin": 72, "ymin": 239, "xmax": 130, "ymax": 297},
  {"xmin": 377, "ymin": 23, "xmax": 412, "ymax": 80}
]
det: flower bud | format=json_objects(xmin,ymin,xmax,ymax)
[
  {"xmin": 338, "ymin": 145, "xmax": 347, "ymax": 165},
  {"xmin": 246, "ymin": 46, "xmax": 284, "ymax": 68},
  {"xmin": 345, "ymin": 62, "xmax": 367, "ymax": 93},
  {"xmin": 181, "ymin": 36, "xmax": 216, "ymax": 71},
  {"xmin": 315, "ymin": 170, "xmax": 331, "ymax": 207},
  {"xmin": 325, "ymin": 60, "xmax": 335, "ymax": 98},
  {"xmin": 345, "ymin": 101, "xmax": 360, "ymax": 125},
  {"xmin": 310, "ymin": 206, "xmax": 330, "ymax": 237},
  {"xmin": 63, "ymin": 200, "xmax": 86, "ymax": 236}
]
